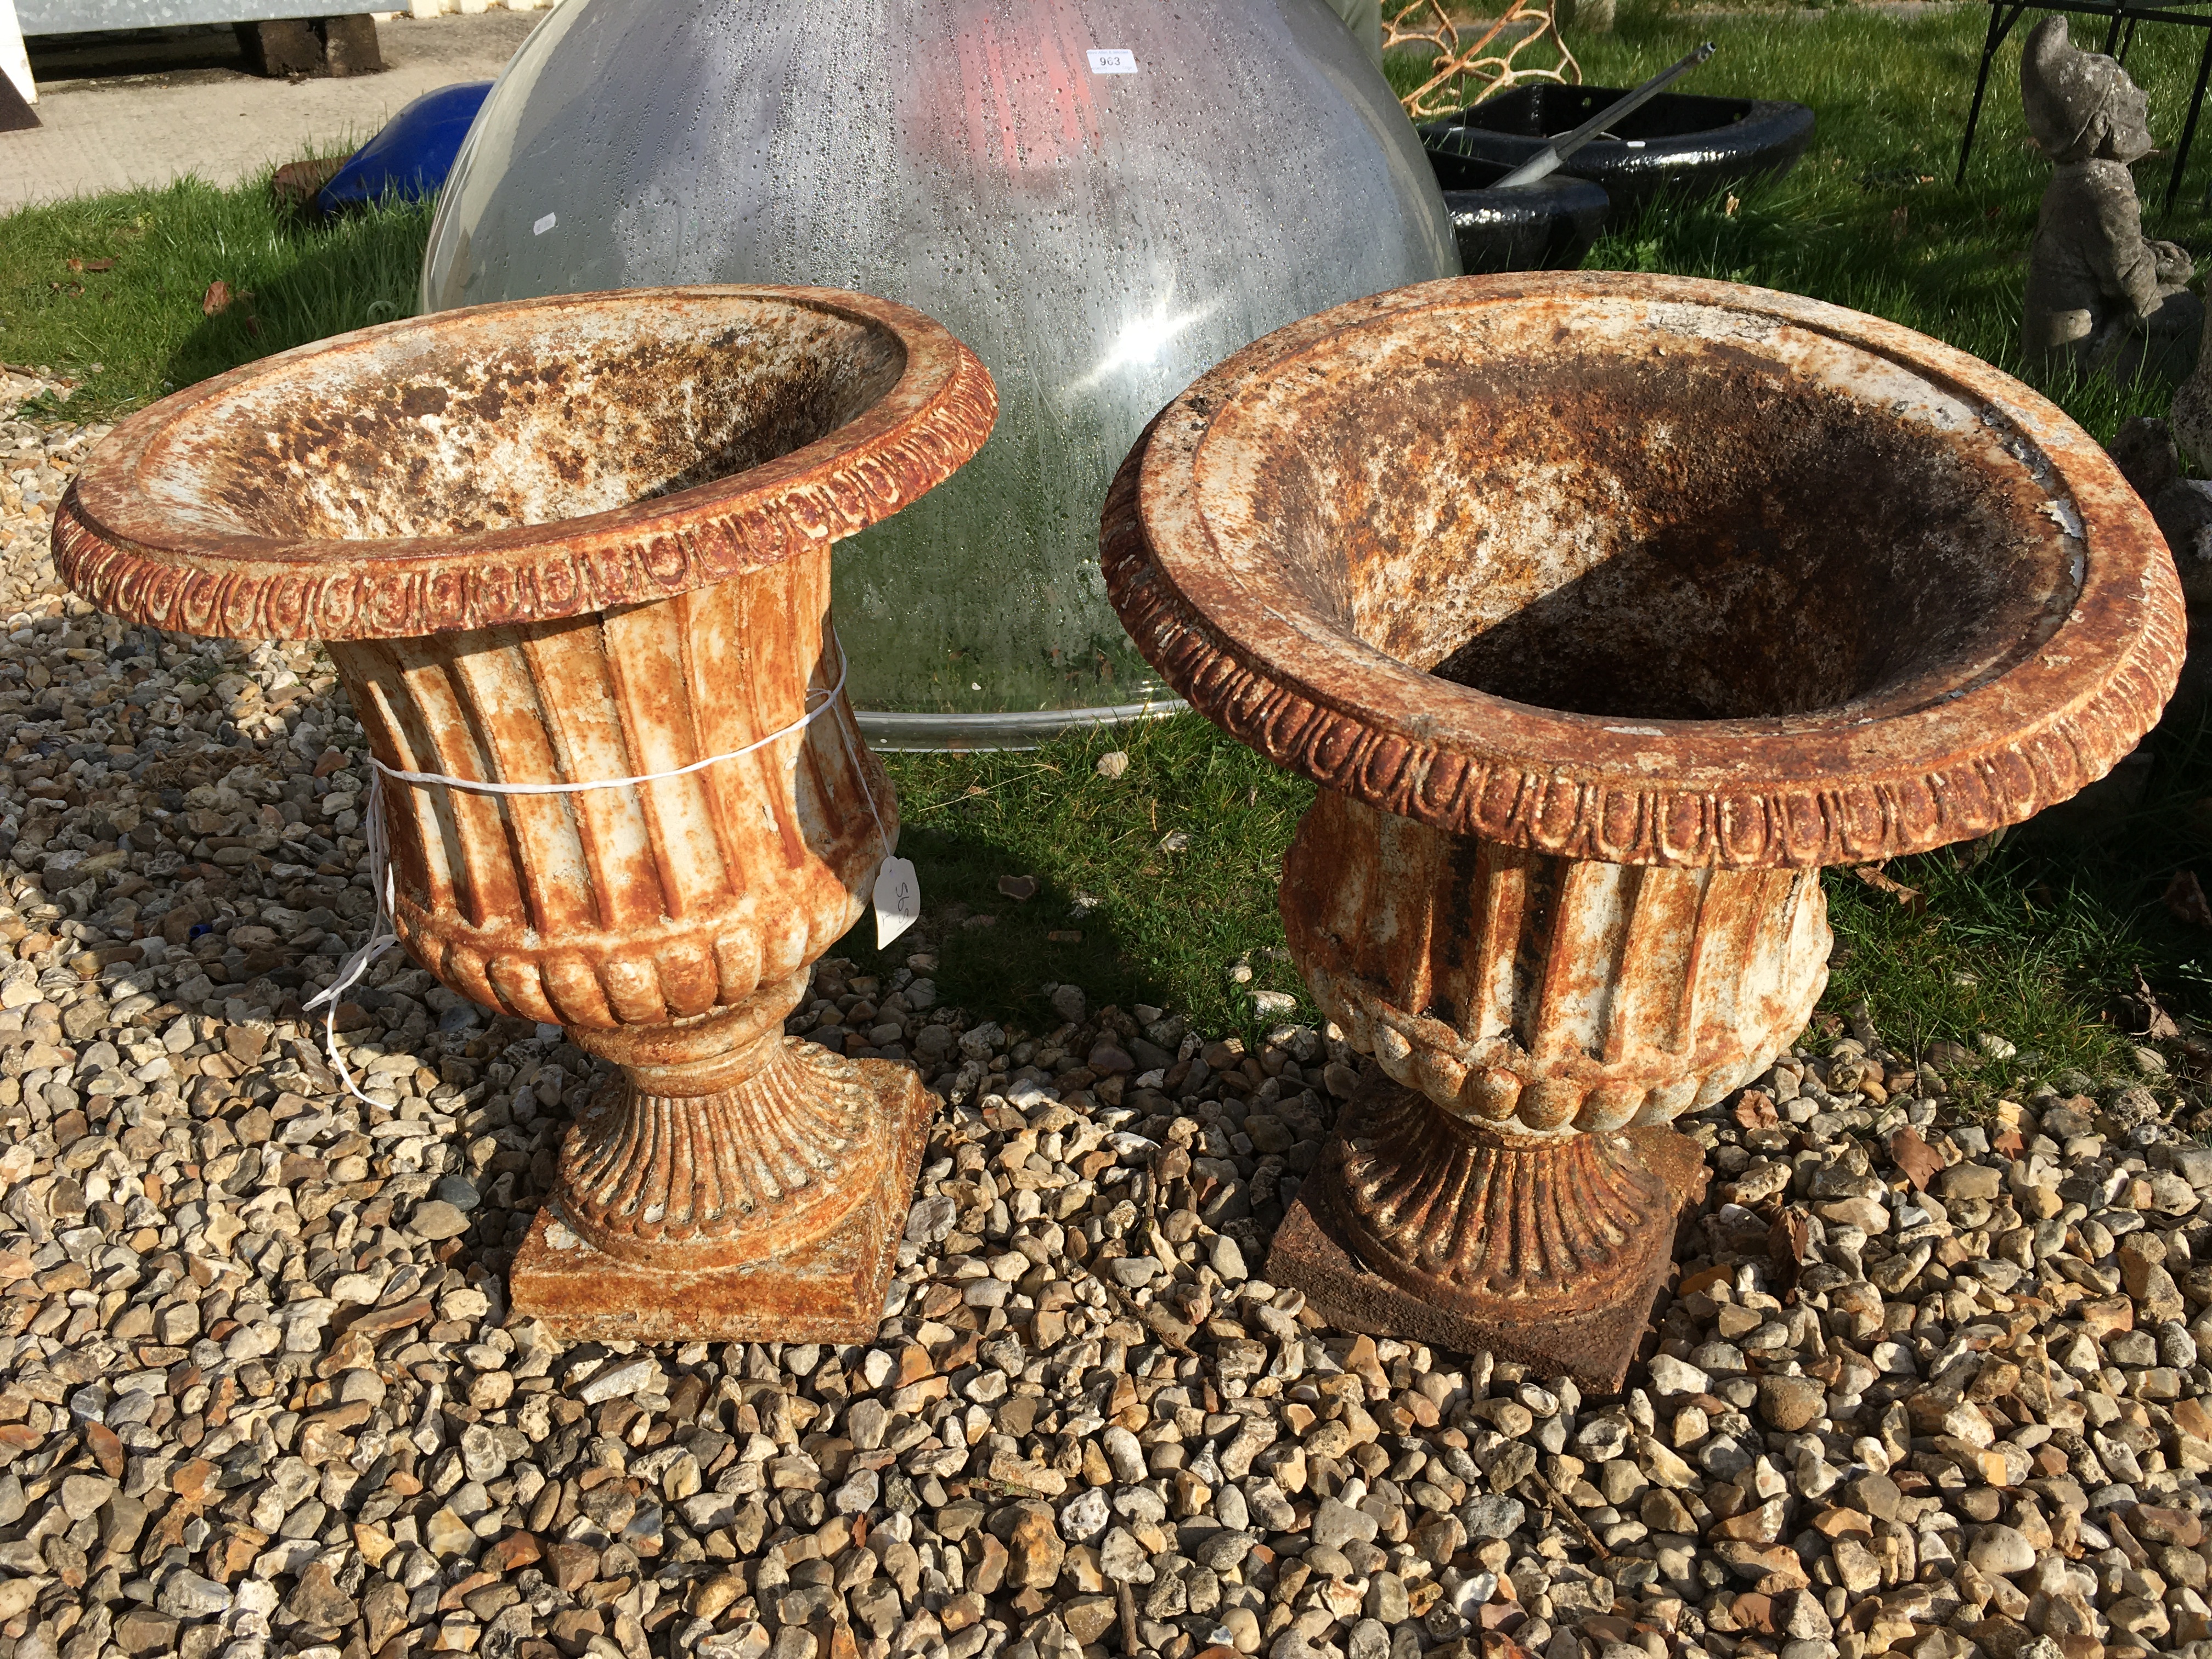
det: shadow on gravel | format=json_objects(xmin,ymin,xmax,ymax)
[{"xmin": 826, "ymin": 822, "xmax": 1169, "ymax": 1034}]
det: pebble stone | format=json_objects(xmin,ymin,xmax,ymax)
[{"xmin": 2, "ymin": 384, "xmax": 2212, "ymax": 1659}]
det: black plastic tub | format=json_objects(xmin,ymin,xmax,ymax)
[
  {"xmin": 1427, "ymin": 147, "xmax": 1610, "ymax": 275},
  {"xmin": 1420, "ymin": 86, "xmax": 1815, "ymax": 218}
]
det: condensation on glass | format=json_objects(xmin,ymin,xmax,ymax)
[{"xmin": 421, "ymin": 0, "xmax": 1457, "ymax": 738}]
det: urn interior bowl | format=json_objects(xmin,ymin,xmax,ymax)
[
  {"xmin": 1103, "ymin": 271, "xmax": 2182, "ymax": 1382},
  {"xmin": 60, "ymin": 285, "xmax": 971, "ymax": 637},
  {"xmin": 57, "ymin": 286, "xmax": 998, "ymax": 1340},
  {"xmin": 145, "ymin": 299, "xmax": 905, "ymax": 543}
]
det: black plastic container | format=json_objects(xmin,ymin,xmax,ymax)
[
  {"xmin": 1427, "ymin": 147, "xmax": 1611, "ymax": 274},
  {"xmin": 1420, "ymin": 86, "xmax": 1815, "ymax": 218}
]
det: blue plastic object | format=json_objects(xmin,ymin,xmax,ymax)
[{"xmin": 318, "ymin": 82, "xmax": 493, "ymax": 213}]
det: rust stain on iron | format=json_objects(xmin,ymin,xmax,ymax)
[
  {"xmin": 57, "ymin": 285, "xmax": 997, "ymax": 1342},
  {"xmin": 1099, "ymin": 270, "xmax": 2181, "ymax": 1386},
  {"xmin": 1286, "ymin": 789, "xmax": 1830, "ymax": 1137}
]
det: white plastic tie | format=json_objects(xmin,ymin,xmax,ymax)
[{"xmin": 306, "ymin": 634, "xmax": 883, "ymax": 1107}]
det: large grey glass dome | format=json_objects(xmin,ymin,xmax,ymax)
[{"xmin": 422, "ymin": 0, "xmax": 1457, "ymax": 743}]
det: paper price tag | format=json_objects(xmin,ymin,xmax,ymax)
[
  {"xmin": 533, "ymin": 212, "xmax": 557, "ymax": 236},
  {"xmin": 1087, "ymin": 48, "xmax": 1137, "ymax": 74},
  {"xmin": 874, "ymin": 855, "xmax": 921, "ymax": 949}
]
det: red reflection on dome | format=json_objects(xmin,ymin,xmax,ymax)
[{"xmin": 940, "ymin": 2, "xmax": 1111, "ymax": 176}]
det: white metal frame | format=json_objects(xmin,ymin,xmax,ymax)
[{"xmin": 1, "ymin": 0, "xmax": 35, "ymax": 108}]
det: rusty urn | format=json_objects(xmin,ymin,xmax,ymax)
[
  {"xmin": 1103, "ymin": 271, "xmax": 2183, "ymax": 1388},
  {"xmin": 54, "ymin": 286, "xmax": 996, "ymax": 1341}
]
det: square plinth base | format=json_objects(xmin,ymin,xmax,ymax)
[
  {"xmin": 510, "ymin": 1059, "xmax": 936, "ymax": 1344},
  {"xmin": 1268, "ymin": 1124, "xmax": 1708, "ymax": 1395}
]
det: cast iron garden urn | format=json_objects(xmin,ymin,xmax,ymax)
[
  {"xmin": 1102, "ymin": 271, "xmax": 2183, "ymax": 1387},
  {"xmin": 53, "ymin": 286, "xmax": 996, "ymax": 1341}
]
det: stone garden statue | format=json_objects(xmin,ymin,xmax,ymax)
[{"xmin": 2022, "ymin": 16, "xmax": 2200, "ymax": 383}]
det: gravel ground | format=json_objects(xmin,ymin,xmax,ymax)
[{"xmin": 6, "ymin": 387, "xmax": 2212, "ymax": 1659}]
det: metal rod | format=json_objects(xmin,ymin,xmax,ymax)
[
  {"xmin": 1493, "ymin": 42, "xmax": 1718, "ymax": 187},
  {"xmin": 1956, "ymin": 2, "xmax": 2025, "ymax": 186},
  {"xmin": 2164, "ymin": 22, "xmax": 2212, "ymax": 215},
  {"xmin": 1985, "ymin": 0, "xmax": 2212, "ymax": 29}
]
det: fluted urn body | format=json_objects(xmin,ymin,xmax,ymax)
[
  {"xmin": 54, "ymin": 286, "xmax": 997, "ymax": 1339},
  {"xmin": 1103, "ymin": 272, "xmax": 2183, "ymax": 1385}
]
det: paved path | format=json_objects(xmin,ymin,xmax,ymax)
[{"xmin": 1, "ymin": 9, "xmax": 537, "ymax": 213}]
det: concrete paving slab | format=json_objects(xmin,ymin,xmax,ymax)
[{"xmin": 1, "ymin": 9, "xmax": 537, "ymax": 213}]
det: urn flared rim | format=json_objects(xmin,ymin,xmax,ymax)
[
  {"xmin": 1102, "ymin": 271, "xmax": 2185, "ymax": 868},
  {"xmin": 53, "ymin": 285, "xmax": 998, "ymax": 641}
]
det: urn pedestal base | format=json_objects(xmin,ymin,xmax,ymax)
[
  {"xmin": 511, "ymin": 1055, "xmax": 935, "ymax": 1342},
  {"xmin": 1268, "ymin": 1077, "xmax": 1709, "ymax": 1391}
]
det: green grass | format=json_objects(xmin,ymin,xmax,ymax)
[
  {"xmin": 1401, "ymin": 5, "xmax": 2212, "ymax": 447},
  {"xmin": 845, "ymin": 720, "xmax": 1315, "ymax": 1041},
  {"xmin": 9, "ymin": 12, "xmax": 2212, "ymax": 1083},
  {"xmin": 0, "ymin": 174, "xmax": 432, "ymax": 421},
  {"xmin": 854, "ymin": 706, "xmax": 2212, "ymax": 1093}
]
